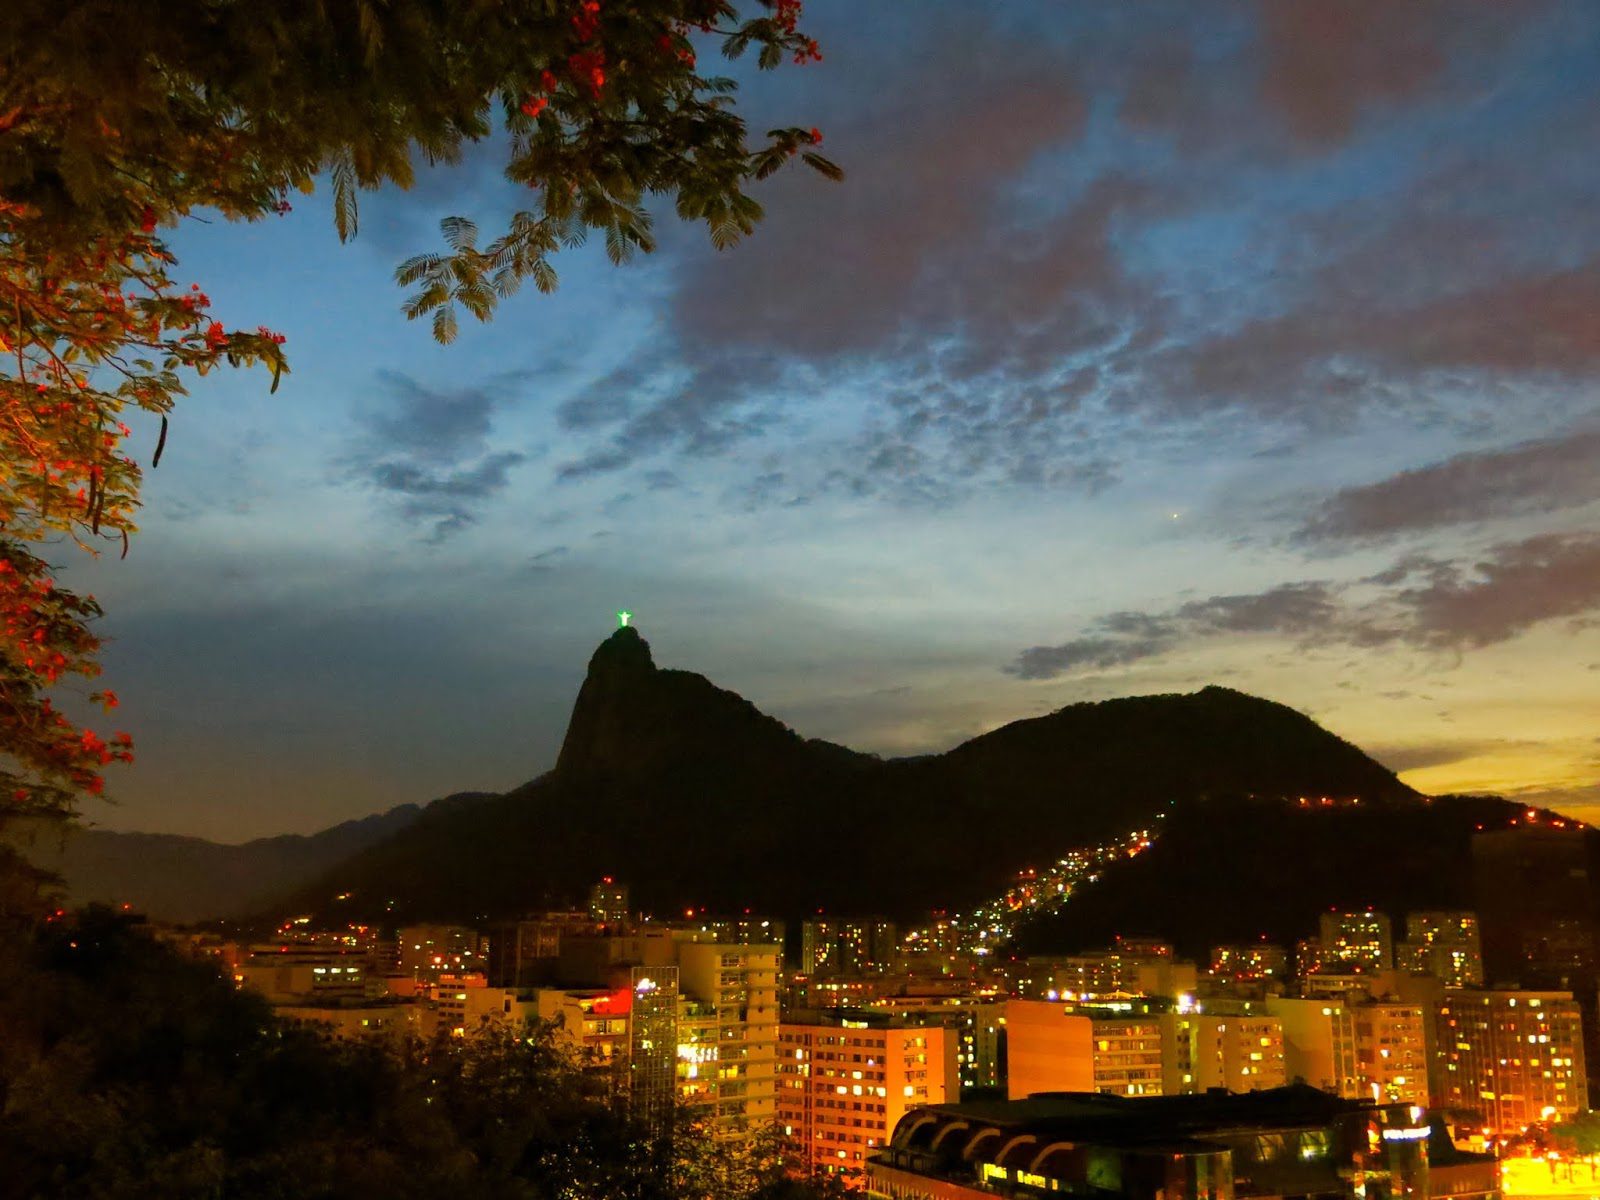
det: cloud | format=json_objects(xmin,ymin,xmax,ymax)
[
  {"xmin": 554, "ymin": 171, "xmax": 1157, "ymax": 491},
  {"xmin": 1006, "ymin": 532, "xmax": 1600, "ymax": 679},
  {"xmin": 1172, "ymin": 582, "xmax": 1342, "ymax": 635},
  {"xmin": 1393, "ymin": 531, "xmax": 1600, "ymax": 648},
  {"xmin": 1008, "ymin": 633, "xmax": 1178, "ymax": 681},
  {"xmin": 1155, "ymin": 260, "xmax": 1600, "ymax": 420},
  {"xmin": 344, "ymin": 370, "xmax": 530, "ymax": 540},
  {"xmin": 1006, "ymin": 582, "xmax": 1338, "ymax": 679},
  {"xmin": 1299, "ymin": 427, "xmax": 1600, "ymax": 542},
  {"xmin": 668, "ymin": 18, "xmax": 1091, "ymax": 359},
  {"xmin": 536, "ymin": 2, "xmax": 1600, "ymax": 509},
  {"xmin": 1369, "ymin": 742, "xmax": 1483, "ymax": 773},
  {"xmin": 525, "ymin": 545, "xmax": 569, "ymax": 574},
  {"xmin": 1256, "ymin": 1, "xmax": 1449, "ymax": 144},
  {"xmin": 541, "ymin": 12, "xmax": 1169, "ymax": 493},
  {"xmin": 1116, "ymin": 2, "xmax": 1555, "ymax": 157}
]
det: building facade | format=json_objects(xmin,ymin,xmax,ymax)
[
  {"xmin": 1005, "ymin": 1001, "xmax": 1163, "ymax": 1099},
  {"xmin": 588, "ymin": 878, "xmax": 630, "ymax": 924},
  {"xmin": 676, "ymin": 940, "xmax": 780, "ymax": 1125},
  {"xmin": 1316, "ymin": 911, "xmax": 1394, "ymax": 975},
  {"xmin": 1431, "ymin": 990, "xmax": 1588, "ymax": 1135},
  {"xmin": 1209, "ymin": 942, "xmax": 1289, "ymax": 983},
  {"xmin": 1399, "ymin": 912, "xmax": 1484, "ymax": 989},
  {"xmin": 1353, "ymin": 1002, "xmax": 1430, "ymax": 1105},
  {"xmin": 778, "ymin": 1015, "xmax": 954, "ymax": 1186},
  {"xmin": 1268, "ymin": 997, "xmax": 1360, "ymax": 1098},
  {"xmin": 1160, "ymin": 1012, "xmax": 1287, "ymax": 1095}
]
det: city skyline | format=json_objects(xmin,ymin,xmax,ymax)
[
  {"xmin": 59, "ymin": 1, "xmax": 1600, "ymax": 841},
  {"xmin": 15, "ymin": 5, "xmax": 1600, "ymax": 1197}
]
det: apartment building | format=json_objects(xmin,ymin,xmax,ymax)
[{"xmin": 778, "ymin": 1013, "xmax": 954, "ymax": 1186}]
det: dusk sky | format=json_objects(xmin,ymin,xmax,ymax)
[{"xmin": 69, "ymin": 1, "xmax": 1600, "ymax": 842}]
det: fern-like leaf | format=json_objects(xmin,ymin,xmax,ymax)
[
  {"xmin": 604, "ymin": 223, "xmax": 631, "ymax": 266},
  {"xmin": 395, "ymin": 253, "xmax": 443, "ymax": 287},
  {"xmin": 801, "ymin": 152, "xmax": 845, "ymax": 182},
  {"xmin": 356, "ymin": 0, "xmax": 385, "ymax": 63},
  {"xmin": 440, "ymin": 216, "xmax": 478, "ymax": 252},
  {"xmin": 331, "ymin": 151, "xmax": 359, "ymax": 242}
]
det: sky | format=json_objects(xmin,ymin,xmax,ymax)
[{"xmin": 67, "ymin": 1, "xmax": 1600, "ymax": 841}]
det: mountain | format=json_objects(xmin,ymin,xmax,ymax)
[
  {"xmin": 1013, "ymin": 790, "xmax": 1565, "ymax": 960},
  {"xmin": 274, "ymin": 626, "xmax": 1437, "ymax": 924},
  {"xmin": 19, "ymin": 799, "xmax": 470, "ymax": 922}
]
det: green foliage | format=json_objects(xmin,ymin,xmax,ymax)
[
  {"xmin": 0, "ymin": 0, "xmax": 839, "ymax": 824},
  {"xmin": 1554, "ymin": 1112, "xmax": 1600, "ymax": 1157},
  {"xmin": 0, "ymin": 906, "xmax": 841, "ymax": 1199}
]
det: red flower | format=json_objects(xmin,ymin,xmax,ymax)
[
  {"xmin": 571, "ymin": 0, "xmax": 601, "ymax": 40},
  {"xmin": 809, "ymin": 127, "xmax": 823, "ymax": 144},
  {"xmin": 139, "ymin": 207, "xmax": 156, "ymax": 233},
  {"xmin": 568, "ymin": 49, "xmax": 606, "ymax": 99},
  {"xmin": 521, "ymin": 96, "xmax": 549, "ymax": 119},
  {"xmin": 205, "ymin": 321, "xmax": 227, "ymax": 348},
  {"xmin": 541, "ymin": 69, "xmax": 559, "ymax": 92}
]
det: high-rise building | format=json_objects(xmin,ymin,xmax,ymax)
[
  {"xmin": 1472, "ymin": 824, "xmax": 1597, "ymax": 985},
  {"xmin": 909, "ymin": 915, "xmax": 962, "ymax": 956},
  {"xmin": 1005, "ymin": 1000, "xmax": 1163, "ymax": 1098},
  {"xmin": 926, "ymin": 1000, "xmax": 1007, "ymax": 1097},
  {"xmin": 1431, "ymin": 990, "xmax": 1588, "ymax": 1135},
  {"xmin": 1018, "ymin": 946, "xmax": 1198, "ymax": 1002},
  {"xmin": 857, "ymin": 993, "xmax": 1008, "ymax": 1096},
  {"xmin": 627, "ymin": 964, "xmax": 680, "ymax": 1129},
  {"xmin": 801, "ymin": 920, "xmax": 835, "ymax": 975},
  {"xmin": 675, "ymin": 941, "xmax": 780, "ymax": 1126},
  {"xmin": 588, "ymin": 877, "xmax": 630, "ymax": 924},
  {"xmin": 672, "ymin": 915, "xmax": 787, "ymax": 959},
  {"xmin": 777, "ymin": 1013, "xmax": 954, "ymax": 1186},
  {"xmin": 1398, "ymin": 911, "xmax": 1484, "ymax": 988},
  {"xmin": 1352, "ymin": 1001, "xmax": 1430, "ymax": 1105},
  {"xmin": 1267, "ymin": 998, "xmax": 1360, "ymax": 1097},
  {"xmin": 396, "ymin": 924, "xmax": 486, "ymax": 982},
  {"xmin": 1316, "ymin": 911, "xmax": 1393, "ymax": 974},
  {"xmin": 234, "ymin": 950, "xmax": 371, "ymax": 1005},
  {"xmin": 436, "ymin": 980, "xmax": 538, "ymax": 1037},
  {"xmin": 1114, "ymin": 935, "xmax": 1174, "ymax": 958},
  {"xmin": 487, "ymin": 912, "xmax": 596, "ymax": 987},
  {"xmin": 801, "ymin": 919, "xmax": 898, "ymax": 977},
  {"xmin": 1209, "ymin": 942, "xmax": 1289, "ymax": 982},
  {"xmin": 1267, "ymin": 995, "xmax": 1430, "ymax": 1104},
  {"xmin": 1159, "ymin": 1012, "xmax": 1286, "ymax": 1095},
  {"xmin": 1472, "ymin": 822, "xmax": 1600, "ymax": 1103},
  {"xmin": 543, "ymin": 930, "xmax": 778, "ymax": 1131},
  {"xmin": 533, "ymin": 985, "xmax": 633, "ymax": 1072}
]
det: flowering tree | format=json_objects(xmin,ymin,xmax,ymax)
[{"xmin": 0, "ymin": 0, "xmax": 838, "ymax": 825}]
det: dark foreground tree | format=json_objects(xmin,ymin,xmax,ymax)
[
  {"xmin": 0, "ymin": 906, "xmax": 844, "ymax": 1199},
  {"xmin": 0, "ymin": 0, "xmax": 839, "ymax": 822}
]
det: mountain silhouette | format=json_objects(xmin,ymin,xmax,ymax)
[
  {"xmin": 1015, "ymin": 790, "xmax": 1549, "ymax": 959},
  {"xmin": 268, "ymin": 626, "xmax": 1451, "ymax": 924},
  {"xmin": 20, "ymin": 800, "xmax": 456, "ymax": 922}
]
